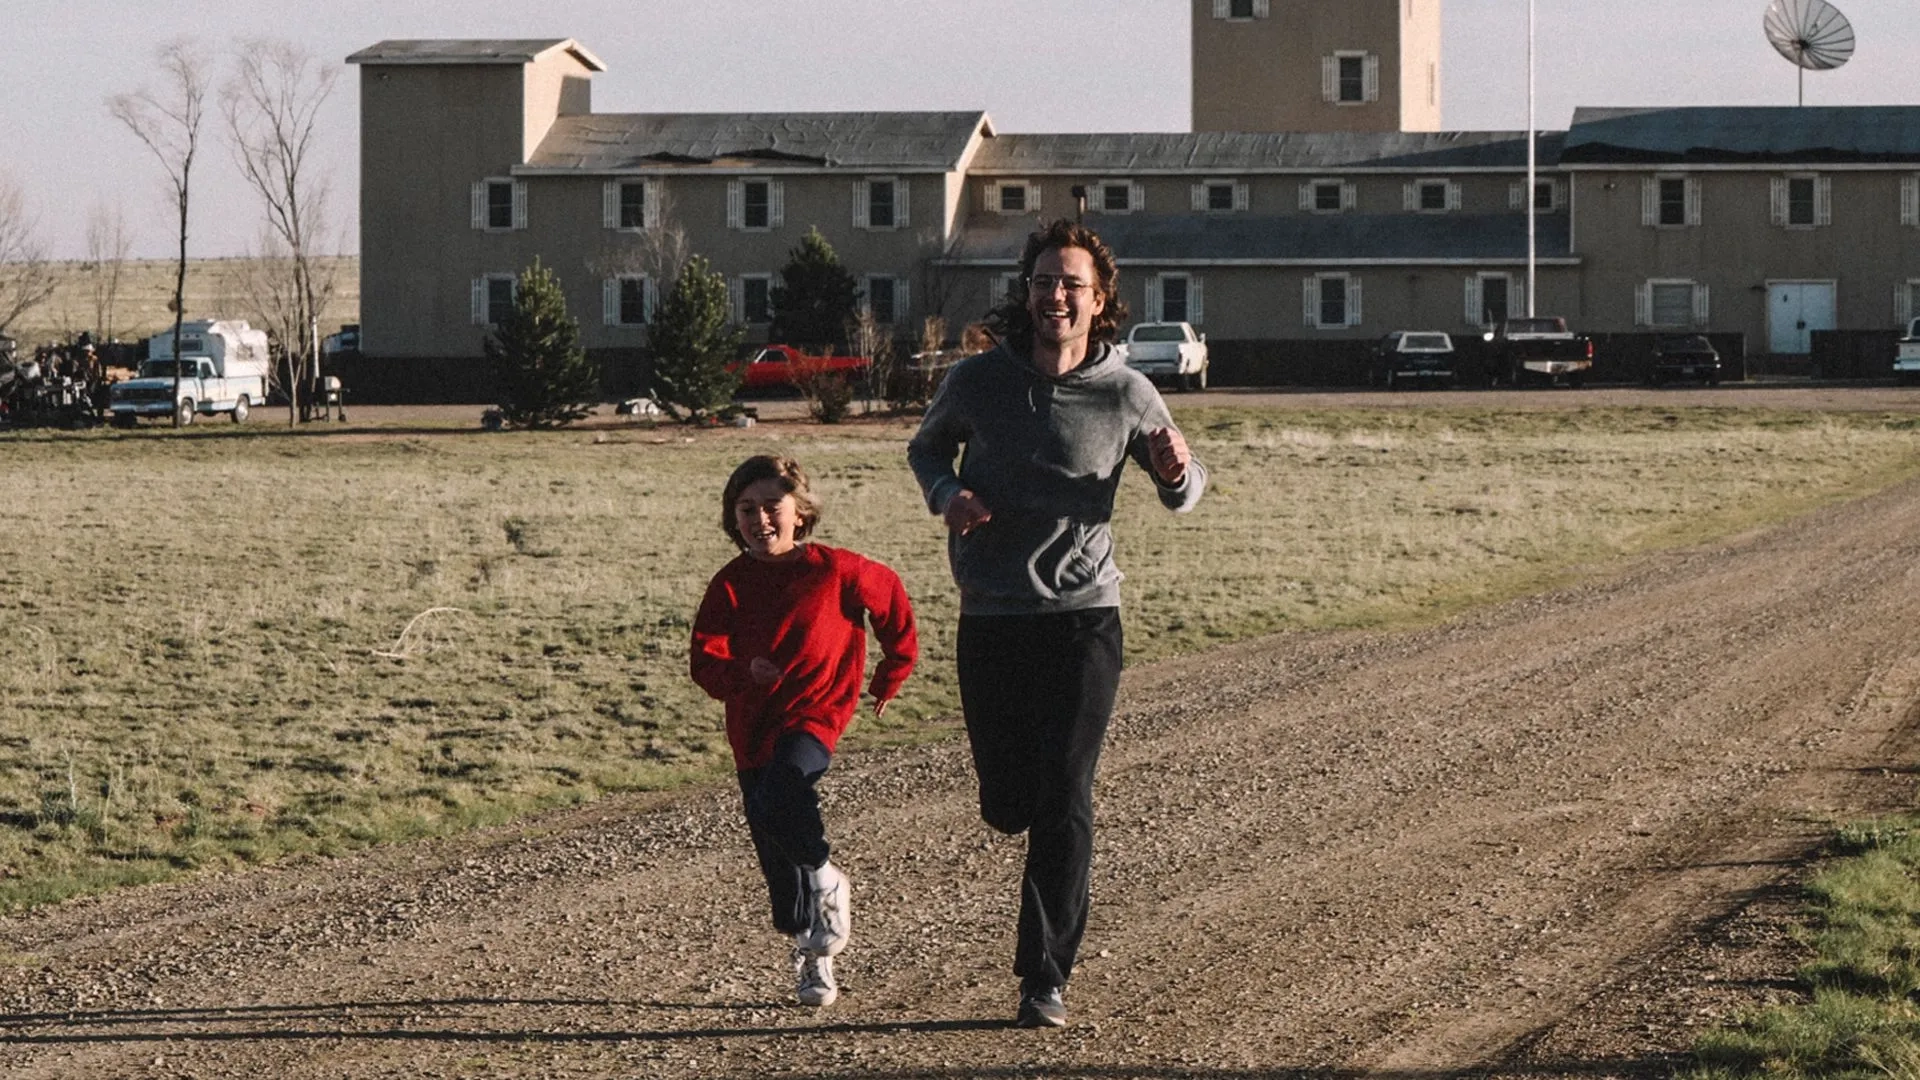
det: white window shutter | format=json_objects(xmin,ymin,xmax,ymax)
[
  {"xmin": 602, "ymin": 278, "xmax": 617, "ymax": 326},
  {"xmin": 1641, "ymin": 178, "xmax": 1657, "ymax": 227},
  {"xmin": 1634, "ymin": 282, "xmax": 1652, "ymax": 327},
  {"xmin": 1233, "ymin": 182, "xmax": 1249, "ymax": 211},
  {"xmin": 727, "ymin": 181, "xmax": 744, "ymax": 229},
  {"xmin": 1145, "ymin": 276, "xmax": 1162, "ymax": 322},
  {"xmin": 1253, "ymin": 0, "xmax": 1269, "ymax": 14},
  {"xmin": 1770, "ymin": 177, "xmax": 1787, "ymax": 226},
  {"xmin": 1693, "ymin": 283, "xmax": 1711, "ymax": 327},
  {"xmin": 1816, "ymin": 175, "xmax": 1832, "ymax": 226},
  {"xmin": 1347, "ymin": 277, "xmax": 1363, "ymax": 326},
  {"xmin": 1510, "ymin": 180, "xmax": 1525, "ymax": 210},
  {"xmin": 1446, "ymin": 181, "xmax": 1461, "ymax": 211},
  {"xmin": 1321, "ymin": 56, "xmax": 1337, "ymax": 103},
  {"xmin": 1029, "ymin": 183, "xmax": 1041, "ymax": 212},
  {"xmin": 1363, "ymin": 56, "xmax": 1380, "ymax": 102},
  {"xmin": 512, "ymin": 182, "xmax": 527, "ymax": 230},
  {"xmin": 1513, "ymin": 277, "xmax": 1526, "ymax": 316},
  {"xmin": 1298, "ymin": 182, "xmax": 1313, "ymax": 211},
  {"xmin": 770, "ymin": 181, "xmax": 785, "ymax": 228},
  {"xmin": 728, "ymin": 277, "xmax": 744, "ymax": 324},
  {"xmin": 1129, "ymin": 181, "xmax": 1145, "ymax": 212},
  {"xmin": 603, "ymin": 182, "xmax": 619, "ymax": 229},
  {"xmin": 1686, "ymin": 178, "xmax": 1702, "ymax": 226},
  {"xmin": 1304, "ymin": 278, "xmax": 1318, "ymax": 327},
  {"xmin": 853, "ymin": 181, "xmax": 869, "ymax": 229},
  {"xmin": 1192, "ymin": 184, "xmax": 1208, "ymax": 212},
  {"xmin": 1464, "ymin": 276, "xmax": 1482, "ymax": 325},
  {"xmin": 470, "ymin": 182, "xmax": 486, "ymax": 229},
  {"xmin": 1189, "ymin": 278, "xmax": 1205, "ymax": 325},
  {"xmin": 1212, "ymin": 0, "xmax": 1229, "ymax": 16},
  {"xmin": 1897, "ymin": 283, "xmax": 1915, "ymax": 327},
  {"xmin": 644, "ymin": 277, "xmax": 659, "ymax": 321},
  {"xmin": 1403, "ymin": 182, "xmax": 1417, "ymax": 211},
  {"xmin": 644, "ymin": 181, "xmax": 661, "ymax": 229},
  {"xmin": 1904, "ymin": 176, "xmax": 1920, "ymax": 226},
  {"xmin": 896, "ymin": 178, "xmax": 911, "ymax": 228},
  {"xmin": 1342, "ymin": 182, "xmax": 1357, "ymax": 211}
]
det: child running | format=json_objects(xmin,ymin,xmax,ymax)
[{"xmin": 690, "ymin": 454, "xmax": 917, "ymax": 1007}]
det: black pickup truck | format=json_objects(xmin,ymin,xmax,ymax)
[{"xmin": 1483, "ymin": 317, "xmax": 1594, "ymax": 388}]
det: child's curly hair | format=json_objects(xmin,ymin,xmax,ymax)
[{"xmin": 720, "ymin": 455, "xmax": 821, "ymax": 550}]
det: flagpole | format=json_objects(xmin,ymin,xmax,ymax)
[{"xmin": 1527, "ymin": 0, "xmax": 1537, "ymax": 316}]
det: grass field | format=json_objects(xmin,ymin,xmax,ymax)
[
  {"xmin": 2, "ymin": 404, "xmax": 1918, "ymax": 910},
  {"xmin": 10, "ymin": 256, "xmax": 359, "ymax": 349}
]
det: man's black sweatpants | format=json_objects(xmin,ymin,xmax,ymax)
[
  {"xmin": 956, "ymin": 607, "xmax": 1123, "ymax": 991},
  {"xmin": 736, "ymin": 731, "xmax": 833, "ymax": 937}
]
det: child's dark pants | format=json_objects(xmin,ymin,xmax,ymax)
[
  {"xmin": 736, "ymin": 731, "xmax": 833, "ymax": 936},
  {"xmin": 956, "ymin": 608, "xmax": 1123, "ymax": 992}
]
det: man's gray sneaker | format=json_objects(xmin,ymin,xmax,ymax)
[{"xmin": 1015, "ymin": 983, "xmax": 1066, "ymax": 1028}]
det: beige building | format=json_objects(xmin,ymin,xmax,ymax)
[{"xmin": 1192, "ymin": 0, "xmax": 1442, "ymax": 134}]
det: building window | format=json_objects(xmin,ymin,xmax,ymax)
[
  {"xmin": 1098, "ymin": 179, "xmax": 1142, "ymax": 214},
  {"xmin": 1323, "ymin": 52, "xmax": 1378, "ymax": 105},
  {"xmin": 855, "ymin": 177, "xmax": 909, "ymax": 230},
  {"xmin": 987, "ymin": 180, "xmax": 1038, "ymax": 215},
  {"xmin": 1147, "ymin": 273, "xmax": 1203, "ymax": 325},
  {"xmin": 603, "ymin": 180, "xmax": 660, "ymax": 231},
  {"xmin": 1771, "ymin": 173, "xmax": 1830, "ymax": 229},
  {"xmin": 1302, "ymin": 178, "xmax": 1353, "ymax": 214},
  {"xmin": 471, "ymin": 274, "xmax": 517, "ymax": 326},
  {"xmin": 602, "ymin": 275, "xmax": 652, "ymax": 327},
  {"xmin": 1465, "ymin": 273, "xmax": 1521, "ymax": 328},
  {"xmin": 471, "ymin": 178, "xmax": 526, "ymax": 231},
  {"xmin": 1511, "ymin": 178, "xmax": 1563, "ymax": 212},
  {"xmin": 1640, "ymin": 175, "xmax": 1700, "ymax": 228},
  {"xmin": 864, "ymin": 275, "xmax": 905, "ymax": 325},
  {"xmin": 734, "ymin": 274, "xmax": 773, "ymax": 325},
  {"xmin": 1212, "ymin": 0, "xmax": 1269, "ymax": 18},
  {"xmin": 1406, "ymin": 179, "xmax": 1459, "ymax": 213},
  {"xmin": 1636, "ymin": 279, "xmax": 1710, "ymax": 328},
  {"xmin": 1305, "ymin": 273, "xmax": 1362, "ymax": 330},
  {"xmin": 1193, "ymin": 179, "xmax": 1246, "ymax": 213},
  {"xmin": 729, "ymin": 178, "xmax": 784, "ymax": 231},
  {"xmin": 1658, "ymin": 178, "xmax": 1687, "ymax": 226}
]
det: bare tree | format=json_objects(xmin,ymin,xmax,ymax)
[
  {"xmin": 221, "ymin": 38, "xmax": 339, "ymax": 423},
  {"xmin": 0, "ymin": 172, "xmax": 58, "ymax": 340},
  {"xmin": 223, "ymin": 228, "xmax": 336, "ymax": 406},
  {"xmin": 109, "ymin": 40, "xmax": 209, "ymax": 426},
  {"xmin": 586, "ymin": 190, "xmax": 693, "ymax": 294},
  {"xmin": 84, "ymin": 202, "xmax": 133, "ymax": 342}
]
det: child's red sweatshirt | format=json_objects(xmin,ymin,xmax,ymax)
[{"xmin": 690, "ymin": 543, "xmax": 917, "ymax": 769}]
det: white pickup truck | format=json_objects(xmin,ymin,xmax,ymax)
[
  {"xmin": 110, "ymin": 319, "xmax": 271, "ymax": 426},
  {"xmin": 1119, "ymin": 321, "xmax": 1210, "ymax": 391},
  {"xmin": 1896, "ymin": 318, "xmax": 1920, "ymax": 383}
]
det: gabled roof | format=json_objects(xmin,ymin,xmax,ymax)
[
  {"xmin": 522, "ymin": 111, "xmax": 995, "ymax": 173},
  {"xmin": 944, "ymin": 211, "xmax": 1576, "ymax": 266},
  {"xmin": 346, "ymin": 39, "xmax": 606, "ymax": 71},
  {"xmin": 971, "ymin": 130, "xmax": 1566, "ymax": 173},
  {"xmin": 1563, "ymin": 107, "xmax": 1920, "ymax": 164}
]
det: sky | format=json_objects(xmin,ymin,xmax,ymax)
[{"xmin": 10, "ymin": 0, "xmax": 1920, "ymax": 260}]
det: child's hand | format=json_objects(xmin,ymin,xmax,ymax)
[{"xmin": 749, "ymin": 657, "xmax": 781, "ymax": 686}]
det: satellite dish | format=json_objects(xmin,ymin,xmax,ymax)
[{"xmin": 1764, "ymin": 0, "xmax": 1855, "ymax": 105}]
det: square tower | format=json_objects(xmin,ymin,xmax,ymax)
[{"xmin": 1192, "ymin": 0, "xmax": 1442, "ymax": 133}]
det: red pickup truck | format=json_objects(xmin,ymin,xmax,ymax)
[{"xmin": 730, "ymin": 344, "xmax": 870, "ymax": 391}]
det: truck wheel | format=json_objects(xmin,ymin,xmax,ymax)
[
  {"xmin": 175, "ymin": 399, "xmax": 196, "ymax": 427},
  {"xmin": 232, "ymin": 396, "xmax": 250, "ymax": 423}
]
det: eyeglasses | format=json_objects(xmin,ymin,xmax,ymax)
[{"xmin": 1026, "ymin": 274, "xmax": 1094, "ymax": 296}]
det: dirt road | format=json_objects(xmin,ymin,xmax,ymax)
[{"xmin": 4, "ymin": 464, "xmax": 1920, "ymax": 1078}]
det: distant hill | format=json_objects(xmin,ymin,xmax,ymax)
[{"xmin": 10, "ymin": 256, "xmax": 359, "ymax": 349}]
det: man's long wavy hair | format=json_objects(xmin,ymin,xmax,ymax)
[{"xmin": 982, "ymin": 219, "xmax": 1129, "ymax": 352}]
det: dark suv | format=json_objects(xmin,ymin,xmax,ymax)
[
  {"xmin": 1370, "ymin": 331, "xmax": 1457, "ymax": 390},
  {"xmin": 1650, "ymin": 335, "xmax": 1722, "ymax": 386}
]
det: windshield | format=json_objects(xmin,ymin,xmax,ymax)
[
  {"xmin": 1506, "ymin": 318, "xmax": 1568, "ymax": 335},
  {"xmin": 1130, "ymin": 325, "xmax": 1187, "ymax": 343},
  {"xmin": 1401, "ymin": 333, "xmax": 1450, "ymax": 350}
]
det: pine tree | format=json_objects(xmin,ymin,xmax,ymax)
[
  {"xmin": 485, "ymin": 258, "xmax": 601, "ymax": 429},
  {"xmin": 769, "ymin": 227, "xmax": 860, "ymax": 351},
  {"xmin": 647, "ymin": 255, "xmax": 742, "ymax": 421}
]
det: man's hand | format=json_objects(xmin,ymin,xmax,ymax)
[
  {"xmin": 1147, "ymin": 426, "xmax": 1190, "ymax": 486},
  {"xmin": 942, "ymin": 489, "xmax": 993, "ymax": 535},
  {"xmin": 749, "ymin": 657, "xmax": 781, "ymax": 686}
]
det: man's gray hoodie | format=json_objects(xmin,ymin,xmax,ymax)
[{"xmin": 907, "ymin": 340, "xmax": 1207, "ymax": 616}]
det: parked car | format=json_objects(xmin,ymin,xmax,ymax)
[
  {"xmin": 728, "ymin": 344, "xmax": 870, "ymax": 392},
  {"xmin": 1649, "ymin": 334, "xmax": 1722, "ymax": 386},
  {"xmin": 1483, "ymin": 316, "xmax": 1593, "ymax": 387},
  {"xmin": 109, "ymin": 319, "xmax": 271, "ymax": 426},
  {"xmin": 1371, "ymin": 331, "xmax": 1457, "ymax": 390},
  {"xmin": 1118, "ymin": 321, "xmax": 1210, "ymax": 390},
  {"xmin": 1895, "ymin": 318, "xmax": 1920, "ymax": 384}
]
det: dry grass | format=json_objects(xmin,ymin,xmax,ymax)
[
  {"xmin": 0, "ymin": 403, "xmax": 1916, "ymax": 909},
  {"xmin": 10, "ymin": 256, "xmax": 359, "ymax": 348}
]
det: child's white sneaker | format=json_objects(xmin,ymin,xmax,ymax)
[
  {"xmin": 800, "ymin": 861, "xmax": 851, "ymax": 957},
  {"xmin": 792, "ymin": 946, "xmax": 838, "ymax": 1007}
]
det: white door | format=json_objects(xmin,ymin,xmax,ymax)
[{"xmin": 1768, "ymin": 282, "xmax": 1836, "ymax": 354}]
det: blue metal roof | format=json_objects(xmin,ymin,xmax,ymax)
[{"xmin": 1563, "ymin": 107, "xmax": 1920, "ymax": 164}]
